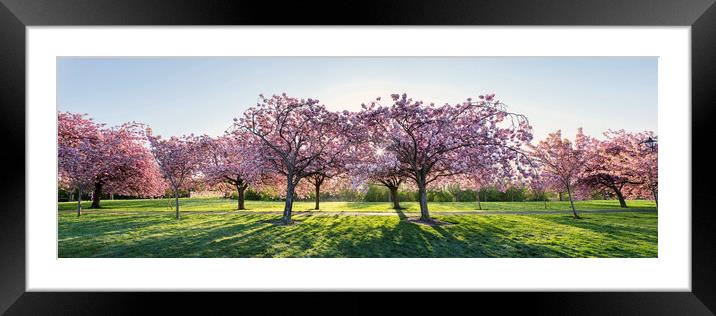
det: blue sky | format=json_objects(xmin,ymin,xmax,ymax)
[{"xmin": 57, "ymin": 57, "xmax": 657, "ymax": 140}]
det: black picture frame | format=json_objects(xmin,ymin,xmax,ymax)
[{"xmin": 1, "ymin": 0, "xmax": 714, "ymax": 314}]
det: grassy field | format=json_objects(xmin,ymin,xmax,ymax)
[
  {"xmin": 58, "ymin": 198, "xmax": 657, "ymax": 258},
  {"xmin": 58, "ymin": 197, "xmax": 657, "ymax": 213},
  {"xmin": 58, "ymin": 212, "xmax": 657, "ymax": 258}
]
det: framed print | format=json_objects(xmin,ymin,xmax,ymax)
[{"xmin": 2, "ymin": 0, "xmax": 715, "ymax": 314}]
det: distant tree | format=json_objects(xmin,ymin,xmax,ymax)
[
  {"xmin": 303, "ymin": 114, "xmax": 355, "ymax": 210},
  {"xmin": 528, "ymin": 169, "xmax": 560, "ymax": 209},
  {"xmin": 358, "ymin": 93, "xmax": 532, "ymax": 223},
  {"xmin": 146, "ymin": 130, "xmax": 202, "ymax": 219},
  {"xmin": 458, "ymin": 142, "xmax": 528, "ymax": 210},
  {"xmin": 529, "ymin": 128, "xmax": 589, "ymax": 219},
  {"xmin": 348, "ymin": 144, "xmax": 408, "ymax": 210},
  {"xmin": 199, "ymin": 133, "xmax": 266, "ymax": 210}
]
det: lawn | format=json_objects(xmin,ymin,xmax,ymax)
[
  {"xmin": 58, "ymin": 199, "xmax": 657, "ymax": 258},
  {"xmin": 58, "ymin": 197, "xmax": 657, "ymax": 214}
]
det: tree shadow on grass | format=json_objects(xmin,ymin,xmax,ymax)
[
  {"xmin": 101, "ymin": 217, "xmax": 275, "ymax": 258},
  {"xmin": 504, "ymin": 214, "xmax": 657, "ymax": 257},
  {"xmin": 318, "ymin": 215, "xmax": 568, "ymax": 258},
  {"xmin": 537, "ymin": 214, "xmax": 658, "ymax": 244},
  {"xmin": 395, "ymin": 209, "xmax": 408, "ymax": 221},
  {"xmin": 432, "ymin": 216, "xmax": 570, "ymax": 258},
  {"xmin": 93, "ymin": 214, "xmax": 559, "ymax": 258},
  {"xmin": 120, "ymin": 214, "xmax": 337, "ymax": 257},
  {"xmin": 59, "ymin": 212, "xmax": 657, "ymax": 258},
  {"xmin": 323, "ymin": 219, "xmax": 430, "ymax": 257},
  {"xmin": 58, "ymin": 214, "xmax": 172, "ymax": 239}
]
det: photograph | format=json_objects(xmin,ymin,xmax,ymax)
[
  {"xmin": 4, "ymin": 0, "xmax": 714, "ymax": 313},
  {"xmin": 56, "ymin": 56, "xmax": 658, "ymax": 258}
]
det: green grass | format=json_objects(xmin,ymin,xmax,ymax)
[
  {"xmin": 58, "ymin": 198, "xmax": 657, "ymax": 258},
  {"xmin": 58, "ymin": 197, "xmax": 657, "ymax": 213},
  {"xmin": 58, "ymin": 211, "xmax": 657, "ymax": 258}
]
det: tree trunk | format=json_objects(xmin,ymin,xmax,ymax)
[
  {"xmin": 559, "ymin": 192, "xmax": 563, "ymax": 201},
  {"xmin": 282, "ymin": 180, "xmax": 295, "ymax": 224},
  {"xmin": 237, "ymin": 184, "xmax": 246, "ymax": 210},
  {"xmin": 476, "ymin": 190, "xmax": 482, "ymax": 210},
  {"xmin": 314, "ymin": 182, "xmax": 321, "ymax": 210},
  {"xmin": 418, "ymin": 181, "xmax": 431, "ymax": 222},
  {"xmin": 174, "ymin": 190, "xmax": 180, "ymax": 219},
  {"xmin": 388, "ymin": 186, "xmax": 402, "ymax": 209},
  {"xmin": 90, "ymin": 182, "xmax": 102, "ymax": 208},
  {"xmin": 566, "ymin": 185, "xmax": 579, "ymax": 219},
  {"xmin": 110, "ymin": 192, "xmax": 114, "ymax": 200},
  {"xmin": 543, "ymin": 195, "xmax": 547, "ymax": 209},
  {"xmin": 651, "ymin": 186, "xmax": 658, "ymax": 207},
  {"xmin": 76, "ymin": 188, "xmax": 82, "ymax": 217},
  {"xmin": 611, "ymin": 186, "xmax": 628, "ymax": 208},
  {"xmin": 69, "ymin": 190, "xmax": 74, "ymax": 202}
]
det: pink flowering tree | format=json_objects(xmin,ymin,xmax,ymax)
[
  {"xmin": 199, "ymin": 132, "xmax": 266, "ymax": 210},
  {"xmin": 303, "ymin": 114, "xmax": 355, "ymax": 210},
  {"xmin": 236, "ymin": 94, "xmax": 352, "ymax": 224},
  {"xmin": 358, "ymin": 93, "xmax": 532, "ymax": 223},
  {"xmin": 472, "ymin": 172, "xmax": 491, "ymax": 210},
  {"xmin": 613, "ymin": 131, "xmax": 658, "ymax": 205},
  {"xmin": 634, "ymin": 136, "xmax": 658, "ymax": 205},
  {"xmin": 58, "ymin": 112, "xmax": 102, "ymax": 216},
  {"xmin": 305, "ymin": 168, "xmax": 345, "ymax": 210},
  {"xmin": 88, "ymin": 122, "xmax": 167, "ymax": 208},
  {"xmin": 458, "ymin": 140, "xmax": 531, "ymax": 210},
  {"xmin": 146, "ymin": 129, "xmax": 202, "ymax": 219},
  {"xmin": 527, "ymin": 165, "xmax": 563, "ymax": 209},
  {"xmin": 101, "ymin": 147, "xmax": 167, "ymax": 200},
  {"xmin": 466, "ymin": 169, "xmax": 515, "ymax": 210},
  {"xmin": 579, "ymin": 130, "xmax": 648, "ymax": 208},
  {"xmin": 529, "ymin": 175, "xmax": 549, "ymax": 209},
  {"xmin": 529, "ymin": 128, "xmax": 589, "ymax": 218},
  {"xmin": 347, "ymin": 144, "xmax": 408, "ymax": 210}
]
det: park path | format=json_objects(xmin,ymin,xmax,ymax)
[{"xmin": 58, "ymin": 209, "xmax": 657, "ymax": 216}]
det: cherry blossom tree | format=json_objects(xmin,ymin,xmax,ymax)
[
  {"xmin": 88, "ymin": 123, "xmax": 166, "ymax": 208},
  {"xmin": 529, "ymin": 176, "xmax": 549, "ymax": 209},
  {"xmin": 529, "ymin": 128, "xmax": 589, "ymax": 219},
  {"xmin": 303, "ymin": 115, "xmax": 355, "ymax": 210},
  {"xmin": 236, "ymin": 94, "xmax": 352, "ymax": 224},
  {"xmin": 199, "ymin": 132, "xmax": 266, "ymax": 210},
  {"xmin": 458, "ymin": 140, "xmax": 530, "ymax": 210},
  {"xmin": 305, "ymin": 171, "xmax": 343, "ymax": 210},
  {"xmin": 58, "ymin": 112, "xmax": 102, "ymax": 216},
  {"xmin": 613, "ymin": 131, "xmax": 658, "ymax": 205},
  {"xmin": 358, "ymin": 93, "xmax": 532, "ymax": 223},
  {"xmin": 147, "ymin": 130, "xmax": 202, "ymax": 219},
  {"xmin": 101, "ymin": 151, "xmax": 167, "ymax": 200},
  {"xmin": 527, "ymin": 167, "xmax": 562, "ymax": 209},
  {"xmin": 347, "ymin": 144, "xmax": 408, "ymax": 210},
  {"xmin": 579, "ymin": 130, "xmax": 646, "ymax": 208}
]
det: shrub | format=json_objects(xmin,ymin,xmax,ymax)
[
  {"xmin": 363, "ymin": 185, "xmax": 389, "ymax": 202},
  {"xmin": 528, "ymin": 191, "xmax": 550, "ymax": 201},
  {"xmin": 427, "ymin": 190, "xmax": 454, "ymax": 202},
  {"xmin": 397, "ymin": 190, "xmax": 418, "ymax": 202}
]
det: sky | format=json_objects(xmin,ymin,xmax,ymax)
[{"xmin": 57, "ymin": 57, "xmax": 657, "ymax": 141}]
